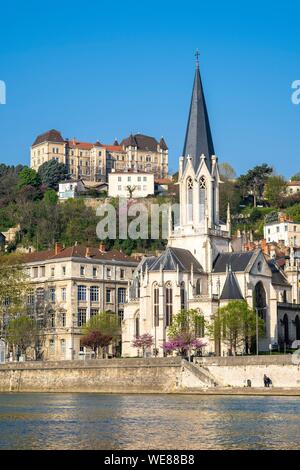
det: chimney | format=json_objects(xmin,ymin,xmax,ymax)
[
  {"xmin": 55, "ymin": 242, "xmax": 62, "ymax": 255},
  {"xmin": 260, "ymin": 239, "xmax": 268, "ymax": 255},
  {"xmin": 99, "ymin": 242, "xmax": 106, "ymax": 253},
  {"xmin": 85, "ymin": 246, "xmax": 91, "ymax": 258}
]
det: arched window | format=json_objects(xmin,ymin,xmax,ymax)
[
  {"xmin": 254, "ymin": 282, "xmax": 267, "ymax": 326},
  {"xmin": 283, "ymin": 314, "xmax": 289, "ymax": 345},
  {"xmin": 195, "ymin": 311, "xmax": 205, "ymax": 337},
  {"xmin": 165, "ymin": 283, "xmax": 173, "ymax": 327},
  {"xmin": 295, "ymin": 315, "xmax": 300, "ymax": 340},
  {"xmin": 187, "ymin": 177, "xmax": 193, "ymax": 222},
  {"xmin": 153, "ymin": 283, "xmax": 159, "ymax": 327},
  {"xmin": 180, "ymin": 282, "xmax": 185, "ymax": 310},
  {"xmin": 135, "ymin": 314, "xmax": 140, "ymax": 338},
  {"xmin": 199, "ymin": 176, "xmax": 206, "ymax": 223},
  {"xmin": 195, "ymin": 278, "xmax": 202, "ymax": 296}
]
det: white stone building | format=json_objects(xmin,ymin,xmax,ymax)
[
  {"xmin": 122, "ymin": 59, "xmax": 300, "ymax": 357},
  {"xmin": 264, "ymin": 217, "xmax": 300, "ymax": 247},
  {"xmin": 108, "ymin": 170, "xmax": 154, "ymax": 198}
]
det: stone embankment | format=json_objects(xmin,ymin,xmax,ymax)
[{"xmin": 0, "ymin": 355, "xmax": 299, "ymax": 394}]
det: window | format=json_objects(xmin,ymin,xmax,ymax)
[
  {"xmin": 49, "ymin": 287, "xmax": 56, "ymax": 303},
  {"xmin": 60, "ymin": 339, "xmax": 66, "ymax": 355},
  {"xmin": 118, "ymin": 288, "xmax": 126, "ymax": 304},
  {"xmin": 77, "ymin": 285, "xmax": 87, "ymax": 301},
  {"xmin": 138, "ymin": 176, "xmax": 141, "ymax": 182},
  {"xmin": 51, "ymin": 267, "xmax": 55, "ymax": 277},
  {"xmin": 33, "ymin": 267, "xmax": 38, "ymax": 278},
  {"xmin": 36, "ymin": 288, "xmax": 45, "ymax": 303},
  {"xmin": 90, "ymin": 308, "xmax": 99, "ymax": 317},
  {"xmin": 120, "ymin": 268, "xmax": 125, "ymax": 279},
  {"xmin": 77, "ymin": 308, "xmax": 87, "ymax": 327},
  {"xmin": 128, "ymin": 176, "xmax": 131, "ymax": 182},
  {"xmin": 27, "ymin": 290, "xmax": 35, "ymax": 306},
  {"xmin": 143, "ymin": 176, "xmax": 147, "ymax": 181},
  {"xmin": 106, "ymin": 267, "xmax": 112, "ymax": 279},
  {"xmin": 80, "ymin": 266, "xmax": 85, "ymax": 276},
  {"xmin": 294, "ymin": 226, "xmax": 297, "ymax": 232},
  {"xmin": 62, "ymin": 266, "xmax": 66, "ymax": 276},
  {"xmin": 118, "ymin": 176, "xmax": 122, "ymax": 182},
  {"xmin": 49, "ymin": 339, "xmax": 55, "ymax": 355},
  {"xmin": 187, "ymin": 177, "xmax": 193, "ymax": 223},
  {"xmin": 118, "ymin": 185, "xmax": 122, "ymax": 191},
  {"xmin": 196, "ymin": 279, "xmax": 202, "ymax": 296},
  {"xmin": 135, "ymin": 315, "xmax": 140, "ymax": 337},
  {"xmin": 92, "ymin": 267, "xmax": 97, "ymax": 278},
  {"xmin": 180, "ymin": 283, "xmax": 185, "ymax": 310},
  {"xmin": 118, "ymin": 309, "xmax": 124, "ymax": 323},
  {"xmin": 50, "ymin": 312, "xmax": 55, "ymax": 328},
  {"xmin": 153, "ymin": 284, "xmax": 159, "ymax": 326},
  {"xmin": 61, "ymin": 288, "xmax": 66, "ymax": 302},
  {"xmin": 195, "ymin": 314, "xmax": 205, "ymax": 337},
  {"xmin": 166, "ymin": 284, "xmax": 173, "ymax": 327},
  {"xmin": 199, "ymin": 176, "xmax": 206, "ymax": 223},
  {"xmin": 276, "ymin": 226, "xmax": 280, "ymax": 233},
  {"xmin": 40, "ymin": 266, "xmax": 45, "ymax": 277},
  {"xmin": 106, "ymin": 288, "xmax": 112, "ymax": 303},
  {"xmin": 90, "ymin": 286, "xmax": 99, "ymax": 302},
  {"xmin": 61, "ymin": 312, "xmax": 66, "ymax": 327}
]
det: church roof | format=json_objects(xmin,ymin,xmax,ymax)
[
  {"xmin": 213, "ymin": 252, "xmax": 254, "ymax": 273},
  {"xmin": 220, "ymin": 270, "xmax": 244, "ymax": 300},
  {"xmin": 268, "ymin": 259, "xmax": 290, "ymax": 286},
  {"xmin": 182, "ymin": 61, "xmax": 215, "ymax": 172},
  {"xmin": 149, "ymin": 247, "xmax": 203, "ymax": 273}
]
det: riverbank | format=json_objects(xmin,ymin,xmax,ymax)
[{"xmin": 0, "ymin": 355, "xmax": 299, "ymax": 394}]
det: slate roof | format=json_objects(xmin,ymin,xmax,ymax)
[
  {"xmin": 121, "ymin": 134, "xmax": 167, "ymax": 152},
  {"xmin": 220, "ymin": 271, "xmax": 244, "ymax": 300},
  {"xmin": 182, "ymin": 63, "xmax": 215, "ymax": 172},
  {"xmin": 23, "ymin": 245, "xmax": 138, "ymax": 265},
  {"xmin": 148, "ymin": 247, "xmax": 203, "ymax": 273},
  {"xmin": 32, "ymin": 129, "xmax": 65, "ymax": 146},
  {"xmin": 213, "ymin": 252, "xmax": 254, "ymax": 273},
  {"xmin": 268, "ymin": 259, "xmax": 291, "ymax": 286}
]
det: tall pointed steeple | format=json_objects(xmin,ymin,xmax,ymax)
[{"xmin": 182, "ymin": 52, "xmax": 215, "ymax": 172}]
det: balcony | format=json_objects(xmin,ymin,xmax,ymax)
[{"xmin": 278, "ymin": 302, "xmax": 300, "ymax": 310}]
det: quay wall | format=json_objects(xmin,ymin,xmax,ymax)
[{"xmin": 0, "ymin": 355, "xmax": 300, "ymax": 392}]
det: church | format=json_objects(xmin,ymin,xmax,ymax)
[{"xmin": 122, "ymin": 58, "xmax": 300, "ymax": 357}]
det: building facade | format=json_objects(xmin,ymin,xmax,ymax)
[
  {"xmin": 108, "ymin": 170, "xmax": 154, "ymax": 198},
  {"xmin": 30, "ymin": 131, "xmax": 168, "ymax": 180},
  {"xmin": 264, "ymin": 214, "xmax": 300, "ymax": 247},
  {"xmin": 22, "ymin": 243, "xmax": 138, "ymax": 360},
  {"xmin": 122, "ymin": 59, "xmax": 300, "ymax": 357}
]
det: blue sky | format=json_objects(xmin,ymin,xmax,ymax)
[{"xmin": 0, "ymin": 0, "xmax": 299, "ymax": 176}]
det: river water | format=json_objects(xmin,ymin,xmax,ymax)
[{"xmin": 0, "ymin": 393, "xmax": 299, "ymax": 449}]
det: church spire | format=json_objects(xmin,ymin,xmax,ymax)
[{"xmin": 182, "ymin": 52, "xmax": 215, "ymax": 172}]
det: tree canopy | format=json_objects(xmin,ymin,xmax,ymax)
[{"xmin": 38, "ymin": 159, "xmax": 68, "ymax": 190}]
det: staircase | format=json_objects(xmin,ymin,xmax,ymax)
[{"xmin": 181, "ymin": 360, "xmax": 220, "ymax": 389}]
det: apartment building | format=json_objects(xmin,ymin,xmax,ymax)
[
  {"xmin": 22, "ymin": 243, "xmax": 138, "ymax": 361},
  {"xmin": 108, "ymin": 170, "xmax": 154, "ymax": 198},
  {"xmin": 264, "ymin": 214, "xmax": 300, "ymax": 247},
  {"xmin": 30, "ymin": 130, "xmax": 168, "ymax": 180}
]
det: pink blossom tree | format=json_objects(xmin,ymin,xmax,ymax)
[
  {"xmin": 132, "ymin": 333, "xmax": 154, "ymax": 357},
  {"xmin": 162, "ymin": 333, "xmax": 206, "ymax": 360}
]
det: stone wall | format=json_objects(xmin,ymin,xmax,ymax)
[
  {"xmin": 1, "ymin": 356, "xmax": 300, "ymax": 393},
  {"xmin": 0, "ymin": 358, "xmax": 184, "ymax": 393},
  {"xmin": 195, "ymin": 355, "xmax": 300, "ymax": 388}
]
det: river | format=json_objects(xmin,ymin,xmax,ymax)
[{"xmin": 0, "ymin": 393, "xmax": 299, "ymax": 449}]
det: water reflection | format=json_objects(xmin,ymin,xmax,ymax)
[{"xmin": 0, "ymin": 393, "xmax": 299, "ymax": 449}]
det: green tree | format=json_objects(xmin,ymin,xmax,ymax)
[
  {"xmin": 7, "ymin": 316, "xmax": 38, "ymax": 357},
  {"xmin": 291, "ymin": 172, "xmax": 300, "ymax": 181},
  {"xmin": 167, "ymin": 308, "xmax": 205, "ymax": 339},
  {"xmin": 0, "ymin": 253, "xmax": 29, "ymax": 319},
  {"xmin": 264, "ymin": 175, "xmax": 287, "ymax": 207},
  {"xmin": 208, "ymin": 300, "xmax": 264, "ymax": 356},
  {"xmin": 38, "ymin": 159, "xmax": 68, "ymax": 190},
  {"xmin": 17, "ymin": 167, "xmax": 41, "ymax": 189},
  {"xmin": 81, "ymin": 311, "xmax": 120, "ymax": 357},
  {"xmin": 219, "ymin": 162, "xmax": 236, "ymax": 180},
  {"xmin": 238, "ymin": 164, "xmax": 273, "ymax": 207},
  {"xmin": 43, "ymin": 188, "xmax": 58, "ymax": 205}
]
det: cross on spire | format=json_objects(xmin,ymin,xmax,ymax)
[{"xmin": 195, "ymin": 49, "xmax": 200, "ymax": 68}]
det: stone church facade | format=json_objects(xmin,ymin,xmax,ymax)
[{"xmin": 122, "ymin": 59, "xmax": 300, "ymax": 357}]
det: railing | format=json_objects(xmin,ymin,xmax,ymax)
[{"xmin": 278, "ymin": 302, "xmax": 300, "ymax": 310}]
